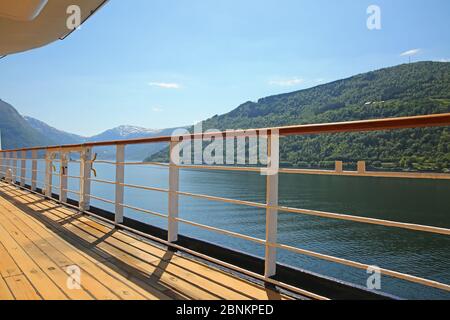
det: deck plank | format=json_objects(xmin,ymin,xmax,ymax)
[
  {"xmin": 0, "ymin": 196, "xmax": 167, "ymax": 300},
  {"xmin": 0, "ymin": 276, "xmax": 14, "ymax": 300},
  {"xmin": 39, "ymin": 207, "xmax": 221, "ymax": 300},
  {"xmin": 0, "ymin": 242, "xmax": 22, "ymax": 278},
  {"xmin": 39, "ymin": 203, "xmax": 270, "ymax": 300},
  {"xmin": 0, "ymin": 182, "xmax": 293, "ymax": 301},
  {"xmin": 0, "ymin": 209, "xmax": 93, "ymax": 300},
  {"xmin": 0, "ymin": 220, "xmax": 68, "ymax": 300},
  {"xmin": 5, "ymin": 275, "xmax": 41, "ymax": 300}
]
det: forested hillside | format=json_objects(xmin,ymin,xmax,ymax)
[
  {"xmin": 0, "ymin": 103, "xmax": 182, "ymax": 160},
  {"xmin": 150, "ymin": 62, "xmax": 450, "ymax": 172},
  {"xmin": 0, "ymin": 100, "xmax": 54, "ymax": 149}
]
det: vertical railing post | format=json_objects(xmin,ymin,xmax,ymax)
[
  {"xmin": 115, "ymin": 145, "xmax": 125, "ymax": 224},
  {"xmin": 5, "ymin": 152, "xmax": 11, "ymax": 183},
  {"xmin": 0, "ymin": 152, "xmax": 4, "ymax": 179},
  {"xmin": 168, "ymin": 138, "xmax": 180, "ymax": 243},
  {"xmin": 12, "ymin": 151, "xmax": 18, "ymax": 184},
  {"xmin": 59, "ymin": 151, "xmax": 68, "ymax": 203},
  {"xmin": 357, "ymin": 161, "xmax": 366, "ymax": 174},
  {"xmin": 335, "ymin": 161, "xmax": 343, "ymax": 173},
  {"xmin": 20, "ymin": 150, "xmax": 26, "ymax": 187},
  {"xmin": 264, "ymin": 130, "xmax": 279, "ymax": 279},
  {"xmin": 31, "ymin": 150, "xmax": 37, "ymax": 192},
  {"xmin": 79, "ymin": 147, "xmax": 92, "ymax": 211},
  {"xmin": 44, "ymin": 151, "xmax": 53, "ymax": 198}
]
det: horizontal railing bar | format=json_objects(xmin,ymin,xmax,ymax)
[
  {"xmin": 30, "ymin": 169, "xmax": 46, "ymax": 174},
  {"xmin": 63, "ymin": 189, "xmax": 80, "ymax": 195},
  {"xmin": 67, "ymin": 175, "xmax": 81, "ymax": 179},
  {"xmin": 1, "ymin": 113, "xmax": 450, "ymax": 153},
  {"xmin": 176, "ymin": 190, "xmax": 450, "ymax": 236},
  {"xmin": 0, "ymin": 158, "xmax": 27, "ymax": 161},
  {"xmin": 5, "ymin": 162, "xmax": 445, "ymax": 182},
  {"xmin": 89, "ymin": 194, "xmax": 115, "ymax": 205},
  {"xmin": 0, "ymin": 158, "xmax": 44, "ymax": 161},
  {"xmin": 88, "ymin": 160, "xmax": 116, "ymax": 165},
  {"xmin": 120, "ymin": 161, "xmax": 170, "ymax": 167},
  {"xmin": 78, "ymin": 160, "xmax": 169, "ymax": 167},
  {"xmin": 86, "ymin": 178, "xmax": 170, "ymax": 194},
  {"xmin": 176, "ymin": 164, "xmax": 262, "ymax": 173},
  {"xmin": 276, "ymin": 205, "xmax": 450, "ymax": 236},
  {"xmin": 273, "ymin": 242, "xmax": 450, "ymax": 292},
  {"xmin": 89, "ymin": 178, "xmax": 116, "ymax": 185},
  {"xmin": 1, "ymin": 167, "xmax": 45, "ymax": 174},
  {"xmin": 278, "ymin": 168, "xmax": 450, "ymax": 180},
  {"xmin": 175, "ymin": 165, "xmax": 450, "ymax": 180},
  {"xmin": 177, "ymin": 190, "xmax": 267, "ymax": 209},
  {"xmin": 175, "ymin": 217, "xmax": 266, "ymax": 245},
  {"xmin": 120, "ymin": 182, "xmax": 168, "ymax": 193},
  {"xmin": 119, "ymin": 203, "xmax": 168, "ymax": 219}
]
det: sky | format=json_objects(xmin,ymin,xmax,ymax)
[{"xmin": 0, "ymin": 0, "xmax": 449, "ymax": 136}]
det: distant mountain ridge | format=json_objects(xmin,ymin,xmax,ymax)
[
  {"xmin": 0, "ymin": 99, "xmax": 54, "ymax": 150},
  {"xmin": 23, "ymin": 116, "xmax": 183, "ymax": 160},
  {"xmin": 86, "ymin": 125, "xmax": 183, "ymax": 160},
  {"xmin": 150, "ymin": 61, "xmax": 450, "ymax": 172},
  {"xmin": 0, "ymin": 103, "xmax": 184, "ymax": 160},
  {"xmin": 89, "ymin": 125, "xmax": 161, "ymax": 142},
  {"xmin": 23, "ymin": 116, "xmax": 86, "ymax": 145}
]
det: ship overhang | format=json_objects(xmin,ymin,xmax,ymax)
[{"xmin": 0, "ymin": 0, "xmax": 107, "ymax": 56}]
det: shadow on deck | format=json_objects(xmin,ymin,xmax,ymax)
[{"xmin": 0, "ymin": 182, "xmax": 290, "ymax": 300}]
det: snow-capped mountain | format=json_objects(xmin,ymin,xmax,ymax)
[
  {"xmin": 88, "ymin": 125, "xmax": 181, "ymax": 160},
  {"xmin": 23, "ymin": 115, "xmax": 184, "ymax": 160},
  {"xmin": 89, "ymin": 125, "xmax": 161, "ymax": 141},
  {"xmin": 116, "ymin": 125, "xmax": 160, "ymax": 137}
]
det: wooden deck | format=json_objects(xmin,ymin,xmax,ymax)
[{"xmin": 0, "ymin": 182, "xmax": 291, "ymax": 300}]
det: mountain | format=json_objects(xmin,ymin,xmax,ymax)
[
  {"xmin": 88, "ymin": 125, "xmax": 183, "ymax": 160},
  {"xmin": 22, "ymin": 119, "xmax": 183, "ymax": 160},
  {"xmin": 24, "ymin": 116, "xmax": 86, "ymax": 145},
  {"xmin": 89, "ymin": 125, "xmax": 161, "ymax": 142},
  {"xmin": 0, "ymin": 101, "xmax": 183, "ymax": 160},
  {"xmin": 149, "ymin": 61, "xmax": 450, "ymax": 172},
  {"xmin": 0, "ymin": 99, "xmax": 55, "ymax": 150}
]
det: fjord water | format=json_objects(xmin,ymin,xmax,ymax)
[{"xmin": 41, "ymin": 162, "xmax": 450, "ymax": 299}]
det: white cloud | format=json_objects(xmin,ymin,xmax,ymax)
[
  {"xmin": 269, "ymin": 77, "xmax": 305, "ymax": 87},
  {"xmin": 148, "ymin": 82, "xmax": 181, "ymax": 89},
  {"xmin": 151, "ymin": 107, "xmax": 164, "ymax": 112},
  {"xmin": 400, "ymin": 48, "xmax": 421, "ymax": 57},
  {"xmin": 438, "ymin": 58, "xmax": 450, "ymax": 62}
]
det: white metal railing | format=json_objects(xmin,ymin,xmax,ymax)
[{"xmin": 1, "ymin": 113, "xmax": 450, "ymax": 299}]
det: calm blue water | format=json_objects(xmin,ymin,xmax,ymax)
[{"xmin": 27, "ymin": 160, "xmax": 450, "ymax": 299}]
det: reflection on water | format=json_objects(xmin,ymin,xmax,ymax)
[{"xmin": 30, "ymin": 161, "xmax": 450, "ymax": 299}]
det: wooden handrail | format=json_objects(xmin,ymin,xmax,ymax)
[{"xmin": 1, "ymin": 113, "xmax": 450, "ymax": 153}]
